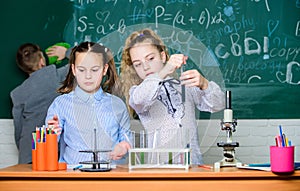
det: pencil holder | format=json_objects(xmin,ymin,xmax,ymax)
[
  {"xmin": 270, "ymin": 146, "xmax": 294, "ymax": 174},
  {"xmin": 36, "ymin": 142, "xmax": 46, "ymax": 171},
  {"xmin": 46, "ymin": 134, "xmax": 58, "ymax": 171},
  {"xmin": 58, "ymin": 162, "xmax": 67, "ymax": 170},
  {"xmin": 31, "ymin": 149, "xmax": 37, "ymax": 170}
]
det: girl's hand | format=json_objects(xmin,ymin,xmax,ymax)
[
  {"xmin": 159, "ymin": 54, "xmax": 188, "ymax": 79},
  {"xmin": 180, "ymin": 69, "xmax": 209, "ymax": 90},
  {"xmin": 110, "ymin": 141, "xmax": 131, "ymax": 160},
  {"xmin": 47, "ymin": 115, "xmax": 62, "ymax": 135}
]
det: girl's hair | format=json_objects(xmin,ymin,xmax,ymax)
[
  {"xmin": 58, "ymin": 41, "xmax": 118, "ymax": 94},
  {"xmin": 16, "ymin": 43, "xmax": 44, "ymax": 74},
  {"xmin": 117, "ymin": 28, "xmax": 170, "ymax": 118}
]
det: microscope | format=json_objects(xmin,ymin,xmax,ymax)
[{"xmin": 214, "ymin": 91, "xmax": 241, "ymax": 168}]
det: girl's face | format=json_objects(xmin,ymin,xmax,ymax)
[
  {"xmin": 129, "ymin": 42, "xmax": 166, "ymax": 80},
  {"xmin": 72, "ymin": 52, "xmax": 108, "ymax": 94}
]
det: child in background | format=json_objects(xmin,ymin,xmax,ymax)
[
  {"xmin": 117, "ymin": 28, "xmax": 225, "ymax": 164},
  {"xmin": 11, "ymin": 43, "xmax": 69, "ymax": 164},
  {"xmin": 46, "ymin": 42, "xmax": 131, "ymax": 165}
]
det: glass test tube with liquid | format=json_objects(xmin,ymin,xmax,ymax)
[{"xmin": 140, "ymin": 130, "xmax": 145, "ymax": 164}]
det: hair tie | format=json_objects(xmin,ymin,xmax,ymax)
[{"xmin": 138, "ymin": 33, "xmax": 144, "ymax": 37}]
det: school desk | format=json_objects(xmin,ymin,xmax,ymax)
[{"xmin": 0, "ymin": 164, "xmax": 299, "ymax": 191}]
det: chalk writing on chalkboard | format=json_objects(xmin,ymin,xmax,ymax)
[
  {"xmin": 60, "ymin": 0, "xmax": 300, "ymax": 119},
  {"xmin": 63, "ymin": 1, "xmax": 299, "ymax": 84},
  {"xmin": 3, "ymin": 0, "xmax": 299, "ymax": 119}
]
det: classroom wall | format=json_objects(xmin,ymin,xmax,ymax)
[
  {"xmin": 1, "ymin": 0, "xmax": 299, "ymax": 169},
  {"xmin": 1, "ymin": 119, "xmax": 299, "ymax": 169}
]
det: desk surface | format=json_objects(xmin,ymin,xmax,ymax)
[
  {"xmin": 0, "ymin": 164, "xmax": 299, "ymax": 191},
  {"xmin": 0, "ymin": 164, "xmax": 299, "ymax": 178}
]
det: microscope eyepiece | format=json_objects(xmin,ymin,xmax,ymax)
[{"xmin": 225, "ymin": 90, "xmax": 231, "ymax": 109}]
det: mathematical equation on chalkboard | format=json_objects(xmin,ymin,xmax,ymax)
[{"xmin": 63, "ymin": 0, "xmax": 300, "ymax": 85}]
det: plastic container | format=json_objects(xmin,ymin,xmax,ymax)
[{"xmin": 270, "ymin": 146, "xmax": 294, "ymax": 174}]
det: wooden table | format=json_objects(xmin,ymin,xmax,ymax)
[{"xmin": 0, "ymin": 164, "xmax": 299, "ymax": 191}]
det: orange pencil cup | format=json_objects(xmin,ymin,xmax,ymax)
[
  {"xmin": 36, "ymin": 142, "xmax": 46, "ymax": 171},
  {"xmin": 46, "ymin": 134, "xmax": 58, "ymax": 171},
  {"xmin": 31, "ymin": 149, "xmax": 37, "ymax": 170}
]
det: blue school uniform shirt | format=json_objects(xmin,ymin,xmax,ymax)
[{"xmin": 45, "ymin": 86, "xmax": 131, "ymax": 165}]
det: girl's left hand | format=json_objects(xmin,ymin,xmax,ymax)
[
  {"xmin": 159, "ymin": 54, "xmax": 188, "ymax": 79},
  {"xmin": 110, "ymin": 141, "xmax": 131, "ymax": 160},
  {"xmin": 180, "ymin": 69, "xmax": 209, "ymax": 90}
]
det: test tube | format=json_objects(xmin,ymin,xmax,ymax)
[
  {"xmin": 140, "ymin": 130, "xmax": 145, "ymax": 164},
  {"xmin": 130, "ymin": 131, "xmax": 136, "ymax": 165},
  {"xmin": 150, "ymin": 129, "xmax": 160, "ymax": 164},
  {"xmin": 181, "ymin": 65, "xmax": 185, "ymax": 103},
  {"xmin": 131, "ymin": 131, "xmax": 135, "ymax": 148},
  {"xmin": 140, "ymin": 130, "xmax": 145, "ymax": 148}
]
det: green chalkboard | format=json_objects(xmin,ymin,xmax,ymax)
[
  {"xmin": 0, "ymin": 0, "xmax": 72, "ymax": 118},
  {"xmin": 1, "ymin": 0, "xmax": 300, "ymax": 119}
]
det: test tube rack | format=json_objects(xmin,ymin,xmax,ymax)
[
  {"xmin": 79, "ymin": 150, "xmax": 112, "ymax": 172},
  {"xmin": 128, "ymin": 148, "xmax": 191, "ymax": 170}
]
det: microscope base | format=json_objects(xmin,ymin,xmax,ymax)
[{"xmin": 214, "ymin": 158, "xmax": 242, "ymax": 169}]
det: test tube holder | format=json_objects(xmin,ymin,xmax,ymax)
[
  {"xmin": 79, "ymin": 150, "xmax": 112, "ymax": 172},
  {"xmin": 128, "ymin": 148, "xmax": 191, "ymax": 170}
]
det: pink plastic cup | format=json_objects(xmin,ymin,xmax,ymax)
[{"xmin": 270, "ymin": 146, "xmax": 294, "ymax": 174}]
